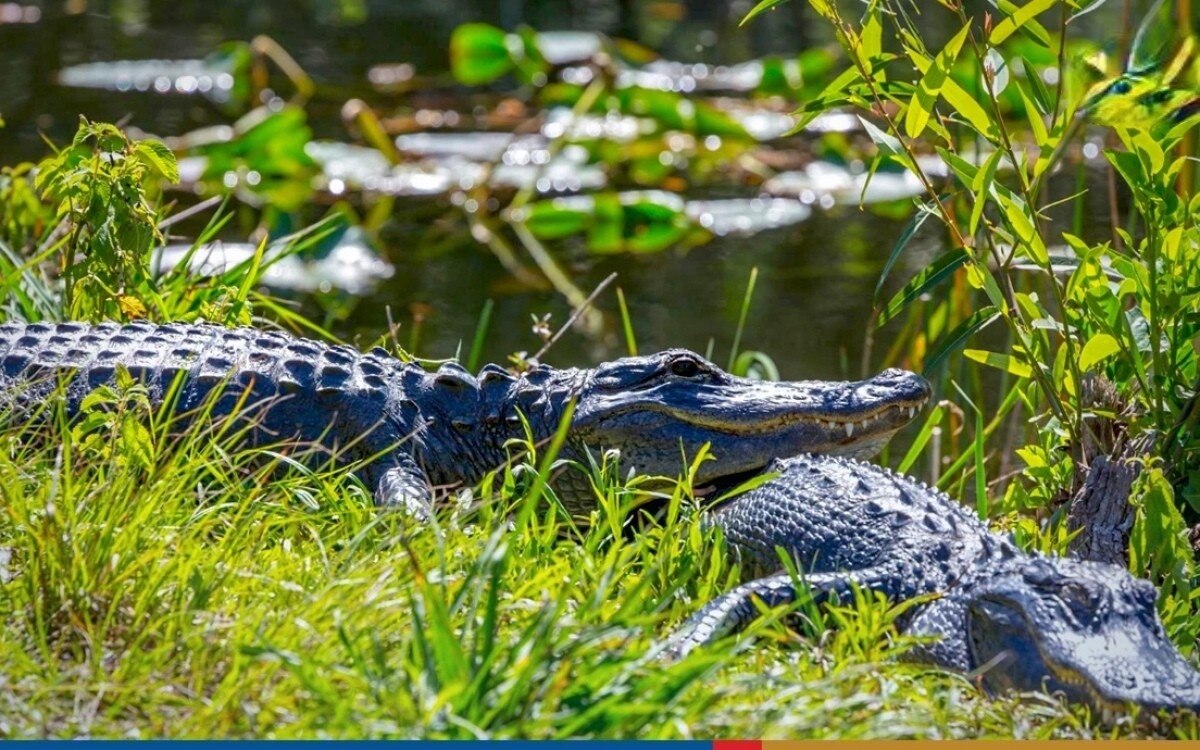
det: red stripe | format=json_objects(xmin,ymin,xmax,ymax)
[{"xmin": 713, "ymin": 741, "xmax": 761, "ymax": 750}]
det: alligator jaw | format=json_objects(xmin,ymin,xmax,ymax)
[{"xmin": 574, "ymin": 361, "xmax": 931, "ymax": 490}]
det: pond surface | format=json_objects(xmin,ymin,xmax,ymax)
[{"xmin": 0, "ymin": 0, "xmax": 1120, "ymax": 381}]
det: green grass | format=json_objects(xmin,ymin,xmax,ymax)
[{"xmin": 0, "ymin": 398, "xmax": 1196, "ymax": 739}]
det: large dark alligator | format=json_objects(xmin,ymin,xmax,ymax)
[
  {"xmin": 669, "ymin": 453, "xmax": 1200, "ymax": 717},
  {"xmin": 0, "ymin": 321, "xmax": 929, "ymax": 517}
]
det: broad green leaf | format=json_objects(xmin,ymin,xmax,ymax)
[
  {"xmin": 588, "ymin": 194, "xmax": 623, "ymax": 253},
  {"xmin": 1130, "ymin": 468, "xmax": 1195, "ymax": 599},
  {"xmin": 964, "ymin": 349, "xmax": 1033, "ymax": 378},
  {"xmin": 876, "ymin": 247, "xmax": 970, "ymax": 327},
  {"xmin": 450, "ymin": 23, "xmax": 513, "ymax": 85},
  {"xmin": 133, "ymin": 139, "xmax": 179, "ymax": 183},
  {"xmin": 523, "ymin": 202, "xmax": 590, "ymax": 239},
  {"xmin": 905, "ymin": 25, "xmax": 970, "ymax": 139},
  {"xmin": 1078, "ymin": 332, "xmax": 1121, "ymax": 371}
]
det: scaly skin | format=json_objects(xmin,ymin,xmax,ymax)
[
  {"xmin": 0, "ymin": 321, "xmax": 930, "ymax": 516},
  {"xmin": 666, "ymin": 454, "xmax": 1200, "ymax": 718}
]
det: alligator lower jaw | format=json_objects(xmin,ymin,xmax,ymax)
[{"xmin": 693, "ymin": 464, "xmax": 779, "ymax": 506}]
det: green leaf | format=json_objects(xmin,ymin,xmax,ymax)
[
  {"xmin": 874, "ymin": 203, "xmax": 934, "ymax": 302},
  {"xmin": 741, "ymin": 0, "xmax": 790, "ymax": 26},
  {"xmin": 1021, "ymin": 56, "xmax": 1054, "ymax": 113},
  {"xmin": 731, "ymin": 350, "xmax": 780, "ymax": 381},
  {"xmin": 964, "ymin": 348, "xmax": 1033, "ymax": 378},
  {"xmin": 908, "ymin": 50, "xmax": 1001, "ymax": 141},
  {"xmin": 792, "ymin": 66, "xmax": 863, "ymax": 132},
  {"xmin": 523, "ymin": 202, "xmax": 590, "ymax": 240},
  {"xmin": 858, "ymin": 116, "xmax": 904, "ymax": 159},
  {"xmin": 876, "ymin": 247, "xmax": 970, "ymax": 327},
  {"xmin": 1130, "ymin": 468, "xmax": 1195, "ymax": 600},
  {"xmin": 1078, "ymin": 332, "xmax": 1121, "ymax": 371},
  {"xmin": 995, "ymin": 190, "xmax": 1048, "ymax": 264},
  {"xmin": 969, "ymin": 148, "xmax": 1006, "ymax": 235},
  {"xmin": 924, "ymin": 306, "xmax": 1001, "ymax": 376},
  {"xmin": 133, "ymin": 139, "xmax": 179, "ymax": 183},
  {"xmin": 905, "ymin": 25, "xmax": 970, "ymax": 139},
  {"xmin": 450, "ymin": 23, "xmax": 514, "ymax": 85},
  {"xmin": 989, "ymin": 0, "xmax": 1057, "ymax": 46}
]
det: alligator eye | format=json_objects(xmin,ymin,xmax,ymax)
[
  {"xmin": 669, "ymin": 358, "xmax": 701, "ymax": 378},
  {"xmin": 1056, "ymin": 581, "xmax": 1101, "ymax": 625},
  {"xmin": 1110, "ymin": 79, "xmax": 1132, "ymax": 95}
]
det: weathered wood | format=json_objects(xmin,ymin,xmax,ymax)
[{"xmin": 1066, "ymin": 454, "xmax": 1139, "ymax": 565}]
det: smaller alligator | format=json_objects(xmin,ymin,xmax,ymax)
[
  {"xmin": 0, "ymin": 321, "xmax": 930, "ymax": 518},
  {"xmin": 668, "ymin": 453, "xmax": 1200, "ymax": 717}
]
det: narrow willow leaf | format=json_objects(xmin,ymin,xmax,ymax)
[
  {"xmin": 969, "ymin": 149, "xmax": 1006, "ymax": 235},
  {"xmin": 989, "ymin": 0, "xmax": 1058, "ymax": 46},
  {"xmin": 874, "ymin": 204, "xmax": 934, "ymax": 302},
  {"xmin": 876, "ymin": 247, "xmax": 970, "ymax": 327},
  {"xmin": 858, "ymin": 116, "xmax": 904, "ymax": 158},
  {"xmin": 923, "ymin": 306, "xmax": 1001, "ymax": 376},
  {"xmin": 988, "ymin": 0, "xmax": 1055, "ymax": 46},
  {"xmin": 905, "ymin": 25, "xmax": 970, "ymax": 139},
  {"xmin": 861, "ymin": 5, "xmax": 885, "ymax": 63},
  {"xmin": 792, "ymin": 66, "xmax": 862, "ymax": 131},
  {"xmin": 995, "ymin": 191, "xmax": 1048, "ymax": 264},
  {"xmin": 963, "ymin": 348, "xmax": 1033, "ymax": 378},
  {"xmin": 741, "ymin": 0, "xmax": 790, "ymax": 26},
  {"xmin": 1021, "ymin": 56, "xmax": 1054, "ymax": 113},
  {"xmin": 908, "ymin": 51, "xmax": 1001, "ymax": 141}
]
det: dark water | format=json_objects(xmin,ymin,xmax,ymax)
[{"xmin": 0, "ymin": 0, "xmax": 1119, "ymax": 382}]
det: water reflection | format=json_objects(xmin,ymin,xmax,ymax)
[{"xmin": 0, "ymin": 0, "xmax": 1122, "ymax": 384}]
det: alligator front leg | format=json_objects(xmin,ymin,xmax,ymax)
[
  {"xmin": 661, "ymin": 562, "xmax": 921, "ymax": 660},
  {"xmin": 373, "ymin": 454, "xmax": 434, "ymax": 518}
]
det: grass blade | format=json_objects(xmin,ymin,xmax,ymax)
[
  {"xmin": 728, "ymin": 267, "xmax": 758, "ymax": 370},
  {"xmin": 616, "ymin": 287, "xmax": 638, "ymax": 357},
  {"xmin": 467, "ymin": 298, "xmax": 494, "ymax": 372}
]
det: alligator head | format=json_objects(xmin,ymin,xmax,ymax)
[
  {"xmin": 921, "ymin": 557, "xmax": 1200, "ymax": 719},
  {"xmin": 569, "ymin": 349, "xmax": 930, "ymax": 499}
]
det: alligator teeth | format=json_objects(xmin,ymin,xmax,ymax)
[
  {"xmin": 908, "ymin": 407, "xmax": 916, "ymax": 419},
  {"xmin": 845, "ymin": 422, "xmax": 854, "ymax": 437}
]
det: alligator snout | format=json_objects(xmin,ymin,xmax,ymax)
[{"xmin": 862, "ymin": 367, "xmax": 932, "ymax": 405}]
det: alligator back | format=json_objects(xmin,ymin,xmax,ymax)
[
  {"xmin": 0, "ymin": 321, "xmax": 411, "ymax": 467},
  {"xmin": 709, "ymin": 455, "xmax": 1008, "ymax": 589}
]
